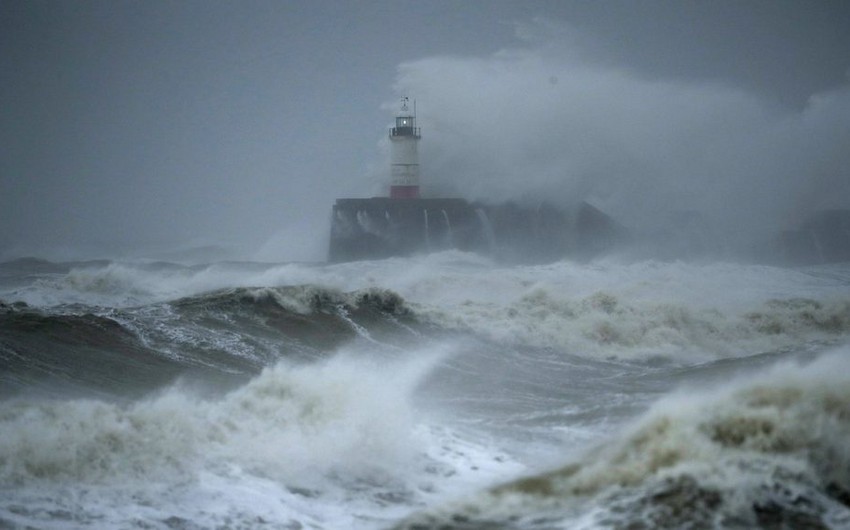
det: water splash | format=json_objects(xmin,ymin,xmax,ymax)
[
  {"xmin": 441, "ymin": 209, "xmax": 454, "ymax": 247},
  {"xmin": 475, "ymin": 208, "xmax": 497, "ymax": 252},
  {"xmin": 423, "ymin": 209, "xmax": 431, "ymax": 250}
]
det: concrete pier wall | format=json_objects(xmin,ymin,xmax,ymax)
[{"xmin": 329, "ymin": 198, "xmax": 628, "ymax": 262}]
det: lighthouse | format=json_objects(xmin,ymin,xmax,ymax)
[
  {"xmin": 328, "ymin": 96, "xmax": 627, "ymax": 261},
  {"xmin": 389, "ymin": 97, "xmax": 421, "ymax": 199}
]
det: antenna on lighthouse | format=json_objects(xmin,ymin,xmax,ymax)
[{"xmin": 389, "ymin": 96, "xmax": 421, "ymax": 199}]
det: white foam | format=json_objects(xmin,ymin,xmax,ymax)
[
  {"xmin": 0, "ymin": 343, "xmax": 528, "ymax": 529},
  {"xmin": 397, "ymin": 344, "xmax": 850, "ymax": 528},
  {"xmin": 390, "ymin": 258, "xmax": 850, "ymax": 361},
  {"xmin": 6, "ymin": 255, "xmax": 850, "ymax": 361}
]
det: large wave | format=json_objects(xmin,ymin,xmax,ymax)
[
  {"xmin": 0, "ymin": 286, "xmax": 420, "ymax": 398},
  {"xmin": 395, "ymin": 346, "xmax": 850, "ymax": 529},
  {"xmin": 420, "ymin": 290, "xmax": 850, "ymax": 361},
  {"xmin": 0, "ymin": 356, "xmax": 423, "ymax": 485},
  {"xmin": 0, "ymin": 346, "xmax": 525, "ymax": 529},
  {"xmin": 4, "ymin": 256, "xmax": 850, "ymax": 364}
]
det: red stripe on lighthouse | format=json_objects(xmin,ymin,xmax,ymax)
[{"xmin": 390, "ymin": 185, "xmax": 420, "ymax": 199}]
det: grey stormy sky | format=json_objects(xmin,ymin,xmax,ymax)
[{"xmin": 1, "ymin": 0, "xmax": 849, "ymax": 261}]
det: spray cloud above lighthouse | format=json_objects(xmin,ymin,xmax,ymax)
[{"xmin": 327, "ymin": 96, "xmax": 628, "ymax": 262}]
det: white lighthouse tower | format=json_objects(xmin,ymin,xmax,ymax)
[{"xmin": 389, "ymin": 97, "xmax": 421, "ymax": 199}]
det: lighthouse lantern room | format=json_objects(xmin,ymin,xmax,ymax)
[{"xmin": 389, "ymin": 97, "xmax": 421, "ymax": 199}]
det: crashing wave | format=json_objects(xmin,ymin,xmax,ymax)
[
  {"xmin": 170, "ymin": 285, "xmax": 409, "ymax": 317},
  {"xmin": 417, "ymin": 289, "xmax": 850, "ymax": 361},
  {"xmin": 0, "ymin": 286, "xmax": 420, "ymax": 399},
  {"xmin": 395, "ymin": 347, "xmax": 850, "ymax": 529}
]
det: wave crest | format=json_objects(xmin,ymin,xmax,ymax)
[
  {"xmin": 420, "ymin": 289, "xmax": 850, "ymax": 361},
  {"xmin": 174, "ymin": 285, "xmax": 410, "ymax": 317},
  {"xmin": 0, "ymin": 286, "xmax": 418, "ymax": 397},
  {"xmin": 0, "ymin": 354, "xmax": 431, "ymax": 486},
  {"xmin": 397, "ymin": 347, "xmax": 850, "ymax": 528}
]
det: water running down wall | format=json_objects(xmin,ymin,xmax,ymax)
[{"xmin": 328, "ymin": 198, "xmax": 628, "ymax": 262}]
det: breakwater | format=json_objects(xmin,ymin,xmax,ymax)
[{"xmin": 328, "ymin": 198, "xmax": 627, "ymax": 262}]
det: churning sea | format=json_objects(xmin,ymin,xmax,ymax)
[{"xmin": 1, "ymin": 252, "xmax": 849, "ymax": 529}]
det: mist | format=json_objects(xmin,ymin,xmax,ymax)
[
  {"xmin": 393, "ymin": 21, "xmax": 850, "ymax": 256},
  {"xmin": 2, "ymin": 1, "xmax": 849, "ymax": 263}
]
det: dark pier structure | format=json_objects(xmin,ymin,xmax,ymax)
[
  {"xmin": 328, "ymin": 198, "xmax": 628, "ymax": 263},
  {"xmin": 328, "ymin": 100, "xmax": 628, "ymax": 263}
]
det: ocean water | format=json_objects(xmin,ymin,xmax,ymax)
[{"xmin": 1, "ymin": 252, "xmax": 849, "ymax": 529}]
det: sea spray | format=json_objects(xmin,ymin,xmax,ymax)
[
  {"xmin": 0, "ymin": 349, "xmax": 436, "ymax": 484},
  {"xmin": 0, "ymin": 344, "xmax": 513, "ymax": 528}
]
